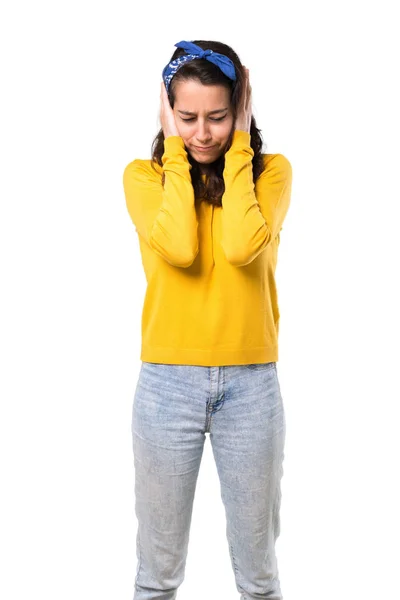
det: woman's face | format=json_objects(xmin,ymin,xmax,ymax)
[{"xmin": 172, "ymin": 79, "xmax": 234, "ymax": 170}]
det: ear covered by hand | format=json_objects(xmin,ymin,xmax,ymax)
[
  {"xmin": 160, "ymin": 81, "xmax": 179, "ymax": 139},
  {"xmin": 235, "ymin": 67, "xmax": 252, "ymax": 134}
]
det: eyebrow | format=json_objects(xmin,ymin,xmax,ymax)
[{"xmin": 177, "ymin": 108, "xmax": 228, "ymax": 116}]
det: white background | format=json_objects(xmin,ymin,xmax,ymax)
[{"xmin": 1, "ymin": 1, "xmax": 399, "ymax": 599}]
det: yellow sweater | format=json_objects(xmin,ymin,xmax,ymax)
[{"xmin": 123, "ymin": 130, "xmax": 292, "ymax": 366}]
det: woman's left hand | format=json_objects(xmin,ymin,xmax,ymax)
[{"xmin": 235, "ymin": 67, "xmax": 252, "ymax": 133}]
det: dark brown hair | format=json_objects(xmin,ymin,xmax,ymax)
[{"xmin": 150, "ymin": 40, "xmax": 267, "ymax": 207}]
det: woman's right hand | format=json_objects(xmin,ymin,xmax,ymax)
[{"xmin": 160, "ymin": 81, "xmax": 180, "ymax": 139}]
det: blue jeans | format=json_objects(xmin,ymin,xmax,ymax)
[{"xmin": 131, "ymin": 361, "xmax": 286, "ymax": 600}]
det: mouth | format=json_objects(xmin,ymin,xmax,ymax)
[{"xmin": 194, "ymin": 145, "xmax": 216, "ymax": 152}]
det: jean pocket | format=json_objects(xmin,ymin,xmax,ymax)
[{"xmin": 244, "ymin": 361, "xmax": 276, "ymax": 371}]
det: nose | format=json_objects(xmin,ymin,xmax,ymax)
[{"xmin": 195, "ymin": 120, "xmax": 212, "ymax": 144}]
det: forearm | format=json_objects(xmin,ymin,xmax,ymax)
[{"xmin": 221, "ymin": 130, "xmax": 292, "ymax": 266}]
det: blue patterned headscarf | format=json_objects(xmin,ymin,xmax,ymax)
[{"xmin": 162, "ymin": 40, "xmax": 237, "ymax": 94}]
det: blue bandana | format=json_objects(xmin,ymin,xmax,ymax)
[{"xmin": 162, "ymin": 40, "xmax": 237, "ymax": 93}]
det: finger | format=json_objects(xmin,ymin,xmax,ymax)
[
  {"xmin": 245, "ymin": 69, "xmax": 250, "ymax": 96},
  {"xmin": 247, "ymin": 71, "xmax": 252, "ymax": 106},
  {"xmin": 246, "ymin": 90, "xmax": 251, "ymax": 111}
]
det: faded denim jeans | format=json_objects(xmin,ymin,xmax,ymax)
[{"xmin": 131, "ymin": 361, "xmax": 286, "ymax": 600}]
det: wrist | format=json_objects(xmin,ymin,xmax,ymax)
[{"xmin": 234, "ymin": 122, "xmax": 250, "ymax": 133}]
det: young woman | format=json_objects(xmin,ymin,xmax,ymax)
[{"xmin": 123, "ymin": 39, "xmax": 292, "ymax": 600}]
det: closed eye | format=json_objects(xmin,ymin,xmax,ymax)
[{"xmin": 182, "ymin": 116, "xmax": 226, "ymax": 122}]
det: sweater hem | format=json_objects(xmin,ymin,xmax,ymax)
[{"xmin": 140, "ymin": 344, "xmax": 278, "ymax": 367}]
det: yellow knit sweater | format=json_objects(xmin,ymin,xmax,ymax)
[{"xmin": 123, "ymin": 129, "xmax": 292, "ymax": 366}]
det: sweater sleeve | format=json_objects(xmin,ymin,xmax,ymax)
[
  {"xmin": 123, "ymin": 135, "xmax": 199, "ymax": 268},
  {"xmin": 221, "ymin": 130, "xmax": 292, "ymax": 267}
]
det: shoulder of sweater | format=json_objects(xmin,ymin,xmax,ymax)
[
  {"xmin": 260, "ymin": 153, "xmax": 292, "ymax": 183},
  {"xmin": 262, "ymin": 152, "xmax": 291, "ymax": 172},
  {"xmin": 123, "ymin": 158, "xmax": 162, "ymax": 181}
]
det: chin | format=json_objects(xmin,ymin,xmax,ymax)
[{"xmin": 197, "ymin": 150, "xmax": 223, "ymax": 161}]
